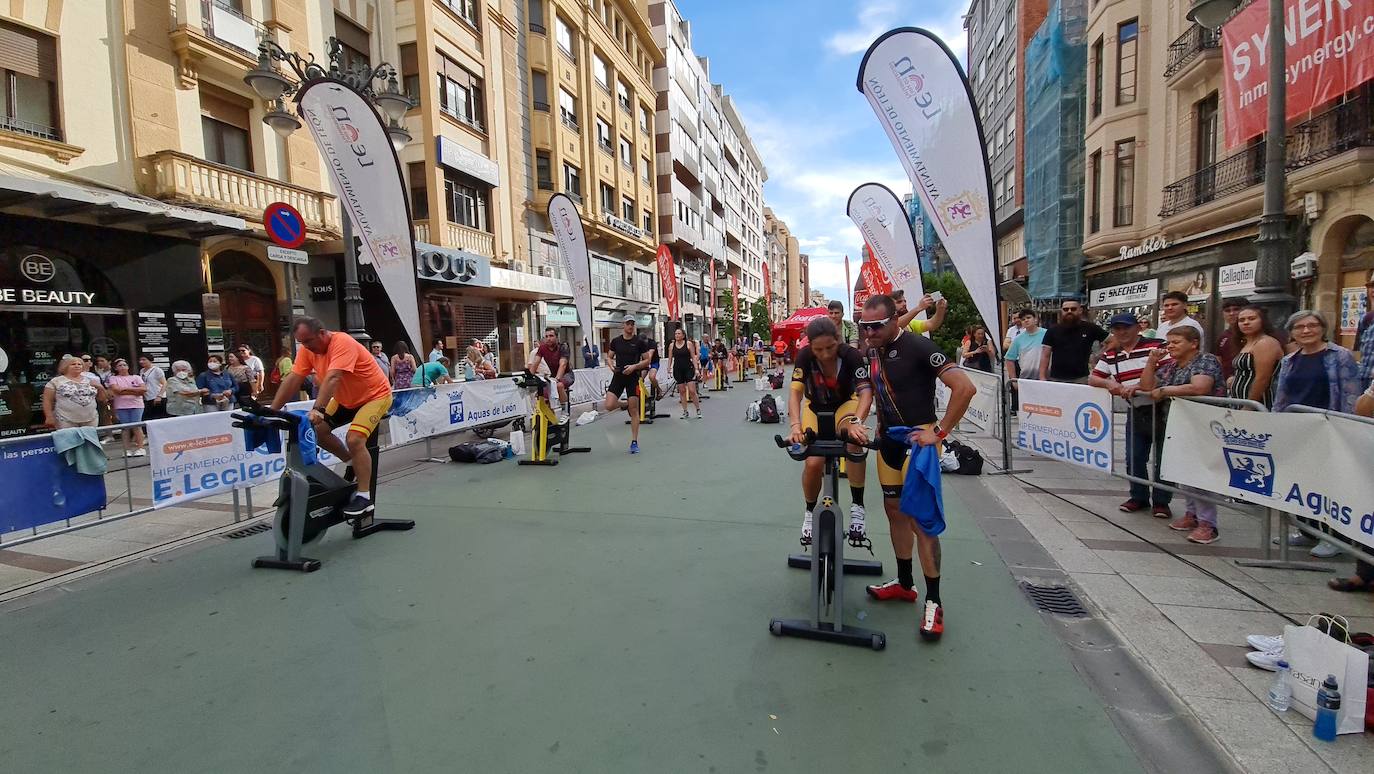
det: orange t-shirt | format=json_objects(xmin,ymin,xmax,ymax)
[{"xmin": 292, "ymin": 332, "xmax": 391, "ymax": 408}]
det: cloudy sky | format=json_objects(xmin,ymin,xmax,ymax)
[{"xmin": 677, "ymin": 0, "xmax": 968, "ymax": 307}]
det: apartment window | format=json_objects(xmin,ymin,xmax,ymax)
[
  {"xmin": 528, "ymin": 0, "xmax": 545, "ymax": 33},
  {"xmin": 563, "ymin": 162, "xmax": 582, "ymax": 198},
  {"xmin": 527, "ymin": 70, "xmax": 549, "ymax": 112},
  {"xmin": 593, "ymin": 53, "xmax": 610, "ymax": 91},
  {"xmin": 595, "ymin": 117, "xmax": 612, "ymax": 152},
  {"xmin": 399, "ymin": 44, "xmax": 420, "ymax": 109},
  {"xmin": 0, "ymin": 21, "xmax": 60, "ymax": 140},
  {"xmin": 438, "ymin": 56, "xmax": 485, "ymax": 131},
  {"xmin": 619, "ymin": 136, "xmax": 632, "ymax": 168},
  {"xmin": 600, "ymin": 182, "xmax": 615, "ymax": 214},
  {"xmin": 1003, "ymin": 169, "xmax": 1015, "ymax": 205},
  {"xmin": 640, "ymin": 105, "xmax": 650, "ymax": 133},
  {"xmin": 1113, "ymin": 139, "xmax": 1135, "ymax": 227},
  {"xmin": 535, "ymin": 150, "xmax": 553, "ymax": 191},
  {"xmin": 1007, "ymin": 58, "xmax": 1016, "ymax": 90},
  {"xmin": 621, "ymin": 195, "xmax": 634, "ymax": 222},
  {"xmin": 558, "ymin": 88, "xmax": 578, "ymax": 129},
  {"xmin": 555, "ymin": 15, "xmax": 576, "ymax": 60},
  {"xmin": 616, "ymin": 79, "xmax": 631, "ymax": 112},
  {"xmin": 633, "ymin": 268, "xmax": 654, "ymax": 301},
  {"xmin": 641, "ymin": 156, "xmax": 651, "ymax": 183},
  {"xmin": 441, "ymin": 0, "xmax": 480, "ymax": 29},
  {"xmin": 993, "ymin": 125, "xmax": 1005, "ymax": 153},
  {"xmin": 200, "ymin": 88, "xmax": 252, "ymax": 171},
  {"xmin": 1195, "ymin": 92, "xmax": 1219, "ymax": 171},
  {"xmin": 1116, "ymin": 20, "xmax": 1138, "ymax": 106},
  {"xmin": 593, "ymin": 256, "xmax": 624, "ymax": 296},
  {"xmin": 408, "ymin": 162, "xmax": 429, "ymax": 218},
  {"xmin": 993, "ymin": 177, "xmax": 1005, "ymax": 205},
  {"xmin": 1005, "ymin": 111, "xmax": 1016, "ymax": 146},
  {"xmin": 643, "ymin": 210, "xmax": 652, "ymax": 234},
  {"xmin": 1088, "ymin": 150, "xmax": 1102, "ymax": 233},
  {"xmin": 1090, "ymin": 36, "xmax": 1103, "ymax": 118},
  {"xmin": 444, "ymin": 171, "xmax": 490, "ymax": 232},
  {"xmin": 334, "ymin": 14, "xmax": 370, "ymax": 71}
]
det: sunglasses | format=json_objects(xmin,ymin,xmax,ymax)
[{"xmin": 857, "ymin": 318, "xmax": 891, "ymax": 332}]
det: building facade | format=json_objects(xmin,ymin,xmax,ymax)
[
  {"xmin": 762, "ymin": 207, "xmax": 795, "ymax": 320},
  {"xmin": 1081, "ymin": 0, "xmax": 1373, "ymax": 347}
]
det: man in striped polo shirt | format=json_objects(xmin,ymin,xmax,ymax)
[{"xmin": 1090, "ymin": 312, "xmax": 1174, "ymax": 518}]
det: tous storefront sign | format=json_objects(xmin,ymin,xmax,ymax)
[{"xmin": 1118, "ymin": 235, "xmax": 1170, "ymax": 261}]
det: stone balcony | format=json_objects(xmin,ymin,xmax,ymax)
[
  {"xmin": 141, "ymin": 150, "xmax": 340, "ymax": 236},
  {"xmin": 413, "ymin": 219, "xmax": 496, "ymax": 261}
]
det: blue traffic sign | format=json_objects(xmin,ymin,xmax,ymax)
[{"xmin": 263, "ymin": 202, "xmax": 306, "ymax": 249}]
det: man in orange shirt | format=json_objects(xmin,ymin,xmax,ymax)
[{"xmin": 271, "ymin": 317, "xmax": 394, "ymax": 517}]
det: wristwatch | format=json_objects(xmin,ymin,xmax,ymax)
[{"xmin": 933, "ymin": 423, "xmax": 949, "ymax": 440}]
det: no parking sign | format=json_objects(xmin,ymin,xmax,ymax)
[{"xmin": 263, "ymin": 202, "xmax": 306, "ymax": 249}]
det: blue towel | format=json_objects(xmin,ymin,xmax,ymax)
[
  {"xmin": 886, "ymin": 427, "xmax": 946, "ymax": 536},
  {"xmin": 51, "ymin": 427, "xmax": 107, "ymax": 476},
  {"xmin": 290, "ymin": 410, "xmax": 320, "ymax": 466},
  {"xmin": 240, "ymin": 416, "xmax": 283, "ymax": 456}
]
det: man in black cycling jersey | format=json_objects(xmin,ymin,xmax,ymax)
[
  {"xmin": 858, "ymin": 294, "xmax": 976, "ymax": 641},
  {"xmin": 604, "ymin": 315, "xmax": 654, "ymax": 454},
  {"xmin": 787, "ymin": 317, "xmax": 873, "ymax": 546}
]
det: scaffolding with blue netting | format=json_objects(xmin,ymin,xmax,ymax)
[{"xmin": 1024, "ymin": 0, "xmax": 1088, "ymax": 301}]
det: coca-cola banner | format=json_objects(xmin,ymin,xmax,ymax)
[
  {"xmin": 1223, "ymin": 0, "xmax": 1374, "ymax": 148},
  {"xmin": 858, "ymin": 28, "xmax": 1001, "ymax": 352},
  {"xmin": 860, "ymin": 245, "xmax": 893, "ymax": 296},
  {"xmin": 656, "ymin": 244, "xmax": 680, "ymax": 321}
]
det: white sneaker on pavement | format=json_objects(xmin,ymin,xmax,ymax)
[
  {"xmin": 800, "ymin": 510, "xmax": 813, "ymax": 547},
  {"xmin": 848, "ymin": 504, "xmax": 867, "ymax": 540},
  {"xmin": 1310, "ymin": 541, "xmax": 1341, "ymax": 558},
  {"xmin": 1246, "ymin": 634, "xmax": 1283, "ymax": 652},
  {"xmin": 1246, "ymin": 648, "xmax": 1285, "ymax": 671}
]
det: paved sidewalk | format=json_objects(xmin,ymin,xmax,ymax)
[{"xmin": 957, "ymin": 421, "xmax": 1373, "ymax": 774}]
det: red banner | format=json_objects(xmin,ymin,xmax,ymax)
[
  {"xmin": 655, "ymin": 244, "xmax": 680, "ymax": 321},
  {"xmin": 762, "ymin": 262, "xmax": 772, "ymax": 314},
  {"xmin": 1223, "ymin": 0, "xmax": 1374, "ymax": 148},
  {"xmin": 844, "ymin": 254, "xmax": 852, "ymax": 311},
  {"xmin": 860, "ymin": 244, "xmax": 893, "ymax": 296},
  {"xmin": 731, "ymin": 273, "xmax": 740, "ymax": 338}
]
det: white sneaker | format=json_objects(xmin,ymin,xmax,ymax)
[
  {"xmin": 1246, "ymin": 648, "xmax": 1285, "ymax": 671},
  {"xmin": 848, "ymin": 504, "xmax": 867, "ymax": 540},
  {"xmin": 133, "ymin": 448, "xmax": 147, "ymax": 457},
  {"xmin": 1310, "ymin": 541, "xmax": 1342, "ymax": 558},
  {"xmin": 1246, "ymin": 634, "xmax": 1283, "ymax": 652},
  {"xmin": 800, "ymin": 511, "xmax": 813, "ymax": 547}
]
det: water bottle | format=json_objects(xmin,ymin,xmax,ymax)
[
  {"xmin": 1312, "ymin": 674, "xmax": 1340, "ymax": 741},
  {"xmin": 1265, "ymin": 660, "xmax": 1291, "ymax": 713}
]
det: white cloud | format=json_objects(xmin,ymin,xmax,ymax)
[{"xmin": 824, "ymin": 0, "xmax": 900, "ymax": 56}]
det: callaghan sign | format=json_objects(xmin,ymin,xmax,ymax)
[{"xmin": 1118, "ymin": 235, "xmax": 1171, "ymax": 261}]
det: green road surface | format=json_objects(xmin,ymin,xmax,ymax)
[{"xmin": 0, "ymin": 388, "xmax": 1143, "ymax": 773}]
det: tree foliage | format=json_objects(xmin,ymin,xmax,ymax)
[
  {"xmin": 920, "ymin": 272, "xmax": 985, "ymax": 360},
  {"xmin": 749, "ymin": 296, "xmax": 771, "ymax": 340}
]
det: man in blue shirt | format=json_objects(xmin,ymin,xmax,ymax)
[
  {"xmin": 1355, "ymin": 271, "xmax": 1374, "ymax": 385},
  {"xmin": 1005, "ymin": 310, "xmax": 1045, "ymax": 415}
]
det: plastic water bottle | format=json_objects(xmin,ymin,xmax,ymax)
[
  {"xmin": 789, "ymin": 443, "xmax": 804, "ymax": 455},
  {"xmin": 1312, "ymin": 674, "xmax": 1340, "ymax": 741},
  {"xmin": 1265, "ymin": 661, "xmax": 1291, "ymax": 713}
]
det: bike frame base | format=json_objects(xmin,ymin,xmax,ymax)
[
  {"xmin": 352, "ymin": 517, "xmax": 416, "ymax": 539},
  {"xmin": 253, "ymin": 556, "xmax": 322, "ymax": 573},
  {"xmin": 770, "ymin": 618, "xmax": 886, "ymax": 650},
  {"xmin": 1234, "ymin": 558, "xmax": 1335, "ymax": 573},
  {"xmin": 787, "ymin": 553, "xmax": 883, "ymax": 575}
]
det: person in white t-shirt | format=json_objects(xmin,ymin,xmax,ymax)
[
  {"xmin": 235, "ymin": 344, "xmax": 266, "ymax": 398},
  {"xmin": 1155, "ymin": 291, "xmax": 1205, "ymax": 350}
]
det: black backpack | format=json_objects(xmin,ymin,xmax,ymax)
[
  {"xmin": 758, "ymin": 394, "xmax": 780, "ymax": 424},
  {"xmin": 944, "ymin": 438, "xmax": 983, "ymax": 475},
  {"xmin": 448, "ymin": 440, "xmax": 506, "ymax": 464},
  {"xmin": 768, "ymin": 371, "xmax": 785, "ymax": 389}
]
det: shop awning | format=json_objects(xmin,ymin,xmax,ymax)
[
  {"xmin": 453, "ymin": 266, "xmax": 572, "ymax": 302},
  {"xmin": 0, "ymin": 170, "xmax": 248, "ymax": 239}
]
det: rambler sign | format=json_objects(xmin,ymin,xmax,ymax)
[
  {"xmin": 1117, "ymin": 235, "xmax": 1170, "ymax": 261},
  {"xmin": 1089, "ymin": 278, "xmax": 1158, "ymax": 308}
]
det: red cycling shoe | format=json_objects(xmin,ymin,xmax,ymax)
[
  {"xmin": 919, "ymin": 600, "xmax": 944, "ymax": 641},
  {"xmin": 866, "ymin": 579, "xmax": 919, "ymax": 603}
]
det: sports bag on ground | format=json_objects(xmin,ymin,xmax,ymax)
[
  {"xmin": 448, "ymin": 440, "xmax": 506, "ymax": 464},
  {"xmin": 943, "ymin": 438, "xmax": 983, "ymax": 475},
  {"xmin": 758, "ymin": 394, "xmax": 780, "ymax": 424}
]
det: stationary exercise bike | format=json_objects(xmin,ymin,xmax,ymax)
[
  {"xmin": 770, "ymin": 411, "xmax": 886, "ymax": 650},
  {"xmin": 709, "ymin": 354, "xmax": 731, "ymax": 392},
  {"xmin": 625, "ymin": 372, "xmax": 671, "ymax": 425},
  {"xmin": 231, "ymin": 399, "xmax": 414, "ymax": 573},
  {"xmin": 516, "ymin": 370, "xmax": 589, "ymax": 465}
]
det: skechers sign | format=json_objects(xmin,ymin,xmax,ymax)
[{"xmin": 1014, "ymin": 381, "xmax": 1115, "ymax": 472}]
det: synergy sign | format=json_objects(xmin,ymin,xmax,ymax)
[{"xmin": 1015, "ymin": 380, "xmax": 1114, "ymax": 472}]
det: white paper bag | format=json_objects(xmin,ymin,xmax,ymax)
[
  {"xmin": 1282, "ymin": 615, "xmax": 1368, "ymax": 735},
  {"xmin": 755, "ymin": 377, "xmax": 768, "ymax": 391},
  {"xmin": 508, "ymin": 430, "xmax": 526, "ymax": 456}
]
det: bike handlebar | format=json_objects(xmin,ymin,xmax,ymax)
[
  {"xmin": 231, "ymin": 396, "xmax": 298, "ymax": 430},
  {"xmin": 773, "ymin": 426, "xmax": 879, "ymax": 461}
]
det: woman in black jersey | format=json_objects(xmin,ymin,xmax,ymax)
[
  {"xmin": 668, "ymin": 327, "xmax": 702, "ymax": 419},
  {"xmin": 785, "ymin": 317, "xmax": 873, "ymax": 547}
]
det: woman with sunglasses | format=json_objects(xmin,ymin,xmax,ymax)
[{"xmin": 787, "ymin": 317, "xmax": 873, "ymax": 547}]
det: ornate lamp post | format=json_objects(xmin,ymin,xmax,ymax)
[
  {"xmin": 1187, "ymin": 0, "xmax": 1294, "ymax": 318},
  {"xmin": 242, "ymin": 37, "xmax": 414, "ymax": 343}
]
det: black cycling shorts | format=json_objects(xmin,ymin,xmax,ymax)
[
  {"xmin": 673, "ymin": 364, "xmax": 696, "ymax": 384},
  {"xmin": 606, "ymin": 372, "xmax": 640, "ymax": 399}
]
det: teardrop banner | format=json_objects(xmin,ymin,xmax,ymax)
[
  {"xmin": 857, "ymin": 28, "xmax": 1001, "ymax": 354},
  {"xmin": 762, "ymin": 261, "xmax": 772, "ymax": 314},
  {"xmin": 297, "ymin": 79, "xmax": 421, "ymax": 351},
  {"xmin": 847, "ymin": 181, "xmax": 925, "ymax": 304},
  {"xmin": 656, "ymin": 244, "xmax": 681, "ymax": 321},
  {"xmin": 547, "ymin": 193, "xmax": 594, "ymax": 337}
]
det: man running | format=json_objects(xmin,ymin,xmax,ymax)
[
  {"xmin": 858, "ymin": 295, "xmax": 976, "ymax": 641},
  {"xmin": 271, "ymin": 317, "xmax": 393, "ymax": 517},
  {"xmin": 604, "ymin": 315, "xmax": 653, "ymax": 453},
  {"xmin": 527, "ymin": 328, "xmax": 575, "ymax": 418},
  {"xmin": 787, "ymin": 317, "xmax": 873, "ymax": 546}
]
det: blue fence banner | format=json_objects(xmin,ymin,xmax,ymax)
[{"xmin": 0, "ymin": 437, "xmax": 107, "ymax": 532}]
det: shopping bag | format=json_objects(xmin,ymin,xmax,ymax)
[
  {"xmin": 508, "ymin": 430, "xmax": 526, "ymax": 457},
  {"xmin": 755, "ymin": 377, "xmax": 768, "ymax": 391},
  {"xmin": 1283, "ymin": 614, "xmax": 1369, "ymax": 735}
]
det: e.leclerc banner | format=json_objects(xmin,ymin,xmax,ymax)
[
  {"xmin": 1014, "ymin": 380, "xmax": 1114, "ymax": 472},
  {"xmin": 859, "ymin": 28, "xmax": 1001, "ymax": 353},
  {"xmin": 548, "ymin": 193, "xmax": 595, "ymax": 336},
  {"xmin": 297, "ymin": 80, "xmax": 421, "ymax": 352},
  {"xmin": 1222, "ymin": 0, "xmax": 1374, "ymax": 148},
  {"xmin": 656, "ymin": 244, "xmax": 681, "ymax": 321},
  {"xmin": 847, "ymin": 182, "xmax": 926, "ymax": 303}
]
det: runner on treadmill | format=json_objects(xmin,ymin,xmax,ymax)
[
  {"xmin": 786, "ymin": 317, "xmax": 873, "ymax": 547},
  {"xmin": 858, "ymin": 294, "xmax": 976, "ymax": 641},
  {"xmin": 604, "ymin": 315, "xmax": 654, "ymax": 454},
  {"xmin": 271, "ymin": 317, "xmax": 394, "ymax": 518}
]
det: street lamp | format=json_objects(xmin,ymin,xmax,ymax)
[
  {"xmin": 1187, "ymin": 0, "xmax": 1293, "ymax": 316},
  {"xmin": 243, "ymin": 37, "xmax": 415, "ymax": 343}
]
